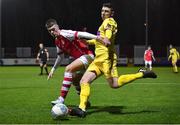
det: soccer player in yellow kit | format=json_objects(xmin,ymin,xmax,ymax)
[
  {"xmin": 168, "ymin": 44, "xmax": 180, "ymax": 73},
  {"xmin": 70, "ymin": 3, "xmax": 157, "ymax": 117}
]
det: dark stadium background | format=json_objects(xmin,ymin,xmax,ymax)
[{"xmin": 1, "ymin": 0, "xmax": 180, "ymax": 58}]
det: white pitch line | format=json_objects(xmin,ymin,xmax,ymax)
[
  {"xmin": 133, "ymin": 82, "xmax": 180, "ymax": 84},
  {"xmin": 94, "ymin": 82, "xmax": 180, "ymax": 85}
]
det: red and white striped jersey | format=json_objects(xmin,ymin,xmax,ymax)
[
  {"xmin": 55, "ymin": 30, "xmax": 93, "ymax": 59},
  {"xmin": 144, "ymin": 49, "xmax": 153, "ymax": 61}
]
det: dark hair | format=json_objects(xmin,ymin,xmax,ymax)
[
  {"xmin": 45, "ymin": 19, "xmax": 57, "ymax": 28},
  {"xmin": 103, "ymin": 2, "xmax": 114, "ymax": 11}
]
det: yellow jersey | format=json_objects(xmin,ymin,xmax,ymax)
[
  {"xmin": 169, "ymin": 48, "xmax": 180, "ymax": 60},
  {"xmin": 87, "ymin": 17, "xmax": 117, "ymax": 62}
]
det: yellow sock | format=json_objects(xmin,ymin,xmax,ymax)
[
  {"xmin": 118, "ymin": 72, "xmax": 143, "ymax": 87},
  {"xmin": 174, "ymin": 65, "xmax": 178, "ymax": 72},
  {"xmin": 79, "ymin": 83, "xmax": 90, "ymax": 111}
]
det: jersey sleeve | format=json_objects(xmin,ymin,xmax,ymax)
[
  {"xmin": 60, "ymin": 29, "xmax": 77, "ymax": 41},
  {"xmin": 77, "ymin": 31, "xmax": 97, "ymax": 40},
  {"xmin": 103, "ymin": 18, "xmax": 117, "ymax": 39},
  {"xmin": 87, "ymin": 39, "xmax": 96, "ymax": 45},
  {"xmin": 168, "ymin": 49, "xmax": 172, "ymax": 60}
]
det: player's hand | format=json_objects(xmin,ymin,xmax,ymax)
[
  {"xmin": 47, "ymin": 71, "xmax": 53, "ymax": 80},
  {"xmin": 102, "ymin": 37, "xmax": 111, "ymax": 46},
  {"xmin": 96, "ymin": 36, "xmax": 111, "ymax": 46},
  {"xmin": 96, "ymin": 36, "xmax": 103, "ymax": 41},
  {"xmin": 35, "ymin": 58, "xmax": 39, "ymax": 63},
  {"xmin": 47, "ymin": 58, "xmax": 49, "ymax": 61},
  {"xmin": 47, "ymin": 68, "xmax": 55, "ymax": 80}
]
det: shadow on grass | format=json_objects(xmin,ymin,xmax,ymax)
[{"xmin": 88, "ymin": 106, "xmax": 159, "ymax": 116}]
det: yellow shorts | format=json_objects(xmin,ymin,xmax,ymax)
[
  {"xmin": 87, "ymin": 53, "xmax": 118, "ymax": 78},
  {"xmin": 172, "ymin": 56, "xmax": 177, "ymax": 64}
]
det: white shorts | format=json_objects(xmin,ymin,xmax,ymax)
[
  {"xmin": 78, "ymin": 54, "xmax": 94, "ymax": 69},
  {"xmin": 145, "ymin": 60, "xmax": 152, "ymax": 66}
]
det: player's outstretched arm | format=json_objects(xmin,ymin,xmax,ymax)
[
  {"xmin": 152, "ymin": 52, "xmax": 156, "ymax": 61},
  {"xmin": 48, "ymin": 55, "xmax": 62, "ymax": 80},
  {"xmin": 77, "ymin": 31, "xmax": 110, "ymax": 46},
  {"xmin": 144, "ymin": 53, "xmax": 146, "ymax": 61},
  {"xmin": 47, "ymin": 49, "xmax": 62, "ymax": 80},
  {"xmin": 36, "ymin": 53, "xmax": 40, "ymax": 60},
  {"xmin": 77, "ymin": 31, "xmax": 97, "ymax": 40},
  {"xmin": 168, "ymin": 54, "xmax": 172, "ymax": 61},
  {"xmin": 153, "ymin": 55, "xmax": 156, "ymax": 61}
]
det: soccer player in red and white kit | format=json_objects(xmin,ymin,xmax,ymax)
[
  {"xmin": 45, "ymin": 19, "xmax": 104, "ymax": 105},
  {"xmin": 144, "ymin": 46, "xmax": 156, "ymax": 70}
]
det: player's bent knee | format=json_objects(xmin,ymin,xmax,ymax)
[
  {"xmin": 80, "ymin": 78, "xmax": 88, "ymax": 84},
  {"xmin": 65, "ymin": 65, "xmax": 73, "ymax": 72},
  {"xmin": 107, "ymin": 78, "xmax": 119, "ymax": 88}
]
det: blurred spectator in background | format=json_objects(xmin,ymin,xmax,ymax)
[
  {"xmin": 36, "ymin": 43, "xmax": 49, "ymax": 75},
  {"xmin": 168, "ymin": 44, "xmax": 179, "ymax": 73},
  {"xmin": 144, "ymin": 45, "xmax": 156, "ymax": 70}
]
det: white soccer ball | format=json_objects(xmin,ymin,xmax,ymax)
[{"xmin": 51, "ymin": 103, "xmax": 68, "ymax": 119}]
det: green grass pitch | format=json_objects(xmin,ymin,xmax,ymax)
[{"xmin": 0, "ymin": 66, "xmax": 180, "ymax": 124}]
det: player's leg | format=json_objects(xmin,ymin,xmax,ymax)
[
  {"xmin": 72, "ymin": 70, "xmax": 86, "ymax": 98},
  {"xmin": 117, "ymin": 69, "xmax": 157, "ymax": 87},
  {"xmin": 39, "ymin": 61, "xmax": 43, "ymax": 75},
  {"xmin": 107, "ymin": 69, "xmax": 157, "ymax": 88},
  {"xmin": 145, "ymin": 61, "xmax": 148, "ymax": 69},
  {"xmin": 105, "ymin": 63, "xmax": 143, "ymax": 88},
  {"xmin": 72, "ymin": 70, "xmax": 91, "ymax": 108},
  {"xmin": 59, "ymin": 55, "xmax": 94, "ymax": 102},
  {"xmin": 172, "ymin": 58, "xmax": 178, "ymax": 73},
  {"xmin": 106, "ymin": 58, "xmax": 156, "ymax": 88},
  {"xmin": 70, "ymin": 62, "xmax": 100, "ymax": 117},
  {"xmin": 69, "ymin": 55, "xmax": 95, "ymax": 109},
  {"xmin": 70, "ymin": 70, "xmax": 97, "ymax": 117},
  {"xmin": 52, "ymin": 54, "xmax": 94, "ymax": 105},
  {"xmin": 43, "ymin": 62, "xmax": 49, "ymax": 75},
  {"xmin": 51, "ymin": 59, "xmax": 85, "ymax": 105},
  {"xmin": 79, "ymin": 70, "xmax": 98, "ymax": 111},
  {"xmin": 149, "ymin": 61, "xmax": 152, "ymax": 70},
  {"xmin": 72, "ymin": 71, "xmax": 84, "ymax": 95},
  {"xmin": 102, "ymin": 56, "xmax": 143, "ymax": 88}
]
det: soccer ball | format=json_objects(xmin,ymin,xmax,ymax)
[{"xmin": 51, "ymin": 103, "xmax": 68, "ymax": 119}]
